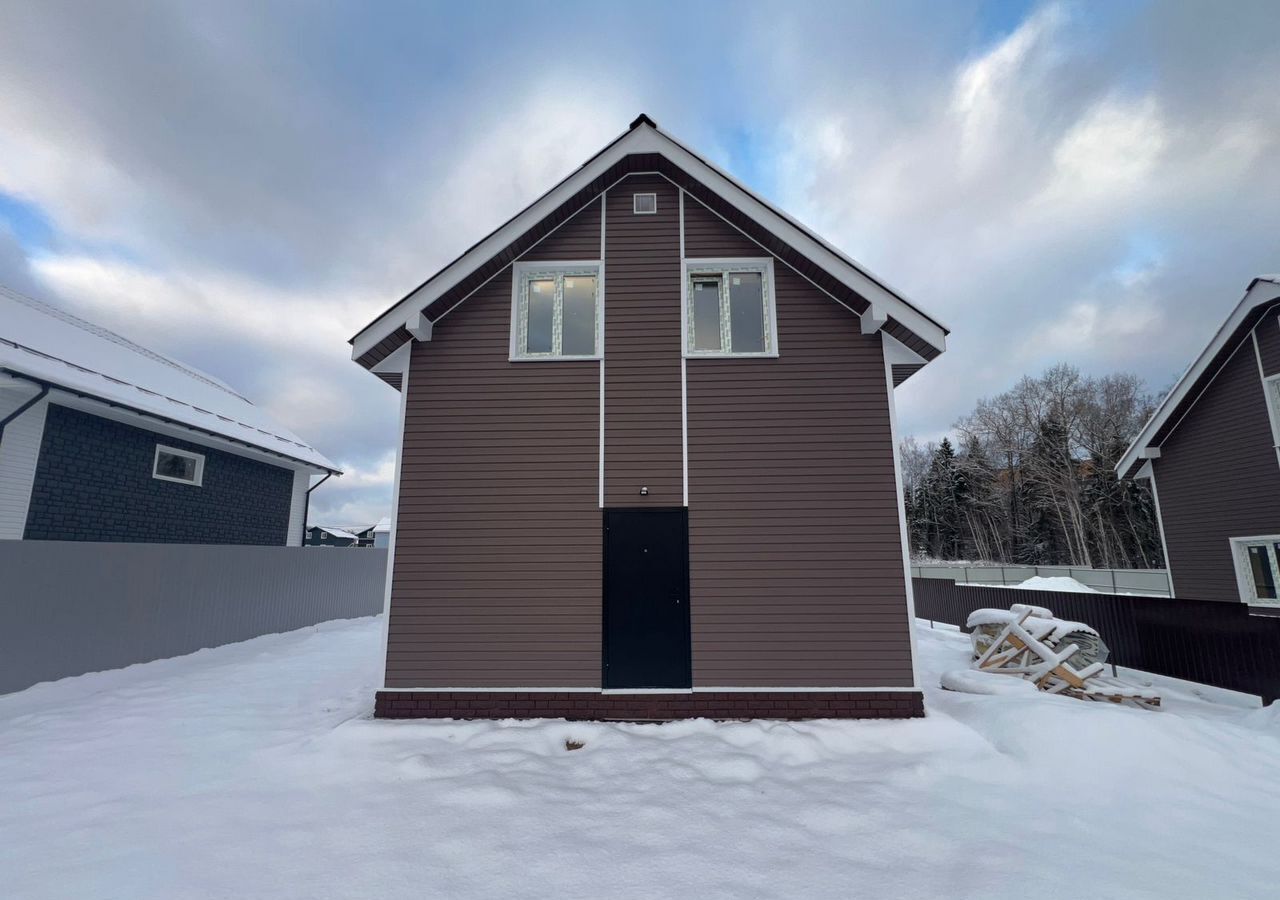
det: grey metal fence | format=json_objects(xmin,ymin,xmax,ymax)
[
  {"xmin": 0, "ymin": 541, "xmax": 387, "ymax": 694},
  {"xmin": 910, "ymin": 563, "xmax": 1171, "ymax": 596}
]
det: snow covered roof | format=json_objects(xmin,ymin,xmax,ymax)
[
  {"xmin": 1117, "ymin": 275, "xmax": 1280, "ymax": 478},
  {"xmin": 372, "ymin": 516, "xmax": 391, "ymax": 533},
  {"xmin": 0, "ymin": 285, "xmax": 338, "ymax": 473},
  {"xmin": 312, "ymin": 525, "xmax": 359, "ymax": 540}
]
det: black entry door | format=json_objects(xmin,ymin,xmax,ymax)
[{"xmin": 603, "ymin": 508, "xmax": 692, "ymax": 690}]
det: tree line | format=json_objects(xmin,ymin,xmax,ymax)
[{"xmin": 901, "ymin": 364, "xmax": 1165, "ymax": 568}]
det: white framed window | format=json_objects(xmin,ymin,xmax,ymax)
[
  {"xmin": 633, "ymin": 192, "xmax": 657, "ymax": 214},
  {"xmin": 509, "ymin": 261, "xmax": 603, "ymax": 361},
  {"xmin": 683, "ymin": 258, "xmax": 778, "ymax": 358},
  {"xmin": 1230, "ymin": 535, "xmax": 1280, "ymax": 605},
  {"xmin": 152, "ymin": 445, "xmax": 204, "ymax": 486}
]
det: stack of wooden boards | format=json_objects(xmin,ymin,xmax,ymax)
[{"xmin": 946, "ymin": 604, "xmax": 1160, "ymax": 709}]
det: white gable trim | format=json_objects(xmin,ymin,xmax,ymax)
[
  {"xmin": 351, "ymin": 120, "xmax": 947, "ymax": 362},
  {"xmin": 1117, "ymin": 276, "xmax": 1280, "ymax": 476}
]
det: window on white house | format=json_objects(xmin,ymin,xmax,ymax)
[
  {"xmin": 1231, "ymin": 536, "xmax": 1280, "ymax": 604},
  {"xmin": 153, "ymin": 445, "xmax": 204, "ymax": 486},
  {"xmin": 685, "ymin": 260, "xmax": 776, "ymax": 357},
  {"xmin": 511, "ymin": 263, "xmax": 601, "ymax": 360}
]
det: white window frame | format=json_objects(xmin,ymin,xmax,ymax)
[
  {"xmin": 1230, "ymin": 534, "xmax": 1280, "ymax": 606},
  {"xmin": 152, "ymin": 444, "xmax": 205, "ymax": 486},
  {"xmin": 633, "ymin": 192, "xmax": 657, "ymax": 214},
  {"xmin": 509, "ymin": 260, "xmax": 603, "ymax": 361},
  {"xmin": 682, "ymin": 257, "xmax": 778, "ymax": 359}
]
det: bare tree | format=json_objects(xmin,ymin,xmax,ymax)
[{"xmin": 912, "ymin": 364, "xmax": 1161, "ymax": 567}]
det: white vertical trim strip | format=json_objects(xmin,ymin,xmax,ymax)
[
  {"xmin": 599, "ymin": 191, "xmax": 607, "ymax": 509},
  {"xmin": 1145, "ymin": 463, "xmax": 1176, "ymax": 599},
  {"xmin": 882, "ymin": 335, "xmax": 921, "ymax": 689},
  {"xmin": 377, "ymin": 358, "xmax": 411, "ymax": 689},
  {"xmin": 285, "ymin": 469, "xmax": 309, "ymax": 546},
  {"xmin": 0, "ymin": 393, "xmax": 48, "ymax": 539},
  {"xmin": 1251, "ymin": 328, "xmax": 1280, "ymax": 469},
  {"xmin": 679, "ymin": 189, "xmax": 689, "ymax": 506}
]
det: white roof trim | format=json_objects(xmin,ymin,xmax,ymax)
[
  {"xmin": 1, "ymin": 285, "xmax": 338, "ymax": 473},
  {"xmin": 351, "ymin": 119, "xmax": 948, "ymax": 362},
  {"xmin": 1117, "ymin": 276, "xmax": 1280, "ymax": 476}
]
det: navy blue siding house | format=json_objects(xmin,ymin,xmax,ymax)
[
  {"xmin": 0, "ymin": 286, "xmax": 339, "ymax": 545},
  {"xmin": 305, "ymin": 525, "xmax": 360, "ymax": 547}
]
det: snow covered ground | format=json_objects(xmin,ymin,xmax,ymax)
[{"xmin": 2, "ymin": 618, "xmax": 1278, "ymax": 899}]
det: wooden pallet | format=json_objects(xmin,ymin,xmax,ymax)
[{"xmin": 972, "ymin": 604, "xmax": 1160, "ymax": 709}]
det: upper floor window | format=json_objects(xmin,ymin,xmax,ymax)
[
  {"xmin": 510, "ymin": 262, "xmax": 602, "ymax": 360},
  {"xmin": 1231, "ymin": 535, "xmax": 1280, "ymax": 605},
  {"xmin": 153, "ymin": 445, "xmax": 204, "ymax": 486},
  {"xmin": 684, "ymin": 258, "xmax": 777, "ymax": 358}
]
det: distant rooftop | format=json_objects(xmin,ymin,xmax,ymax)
[
  {"xmin": 0, "ymin": 284, "xmax": 338, "ymax": 472},
  {"xmin": 312, "ymin": 525, "xmax": 359, "ymax": 540}
]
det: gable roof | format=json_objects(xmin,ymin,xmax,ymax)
[
  {"xmin": 349, "ymin": 114, "xmax": 948, "ymax": 374},
  {"xmin": 0, "ymin": 284, "xmax": 339, "ymax": 473},
  {"xmin": 311, "ymin": 525, "xmax": 359, "ymax": 540},
  {"xmin": 1117, "ymin": 275, "xmax": 1280, "ymax": 479}
]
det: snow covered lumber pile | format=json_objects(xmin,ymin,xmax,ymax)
[{"xmin": 942, "ymin": 604, "xmax": 1160, "ymax": 709}]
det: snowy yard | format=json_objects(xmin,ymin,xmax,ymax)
[{"xmin": 2, "ymin": 618, "xmax": 1278, "ymax": 899}]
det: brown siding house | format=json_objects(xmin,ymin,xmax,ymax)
[
  {"xmin": 350, "ymin": 115, "xmax": 950, "ymax": 720},
  {"xmin": 1118, "ymin": 276, "xmax": 1280, "ymax": 610}
]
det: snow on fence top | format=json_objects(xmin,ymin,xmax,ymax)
[{"xmin": 0, "ymin": 285, "xmax": 337, "ymax": 472}]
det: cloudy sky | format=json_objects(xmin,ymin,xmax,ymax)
[{"xmin": 1, "ymin": 0, "xmax": 1277, "ymax": 524}]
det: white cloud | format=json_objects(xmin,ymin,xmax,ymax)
[
  {"xmin": 334, "ymin": 452, "xmax": 397, "ymax": 490},
  {"xmin": 2, "ymin": 0, "xmax": 1279, "ymax": 485},
  {"xmin": 1042, "ymin": 96, "xmax": 1167, "ymax": 203},
  {"xmin": 763, "ymin": 1, "xmax": 1280, "ymax": 439}
]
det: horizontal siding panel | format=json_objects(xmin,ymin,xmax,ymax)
[
  {"xmin": 604, "ymin": 174, "xmax": 683, "ymax": 507},
  {"xmin": 1156, "ymin": 336, "xmax": 1280, "ymax": 602},
  {"xmin": 520, "ymin": 197, "xmax": 601, "ymax": 261},
  {"xmin": 384, "ymin": 157, "xmax": 918, "ymax": 693},
  {"xmin": 687, "ymin": 231, "xmax": 913, "ymax": 688},
  {"xmin": 386, "ymin": 269, "xmax": 601, "ymax": 689}
]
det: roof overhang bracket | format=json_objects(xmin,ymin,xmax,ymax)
[
  {"xmin": 860, "ymin": 303, "xmax": 888, "ymax": 335},
  {"xmin": 406, "ymin": 312, "xmax": 433, "ymax": 342}
]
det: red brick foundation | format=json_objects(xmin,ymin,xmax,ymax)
[{"xmin": 374, "ymin": 690, "xmax": 925, "ymax": 721}]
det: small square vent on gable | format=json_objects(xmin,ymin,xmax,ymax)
[{"xmin": 633, "ymin": 192, "xmax": 657, "ymax": 214}]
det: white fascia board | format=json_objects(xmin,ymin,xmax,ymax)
[
  {"xmin": 860, "ymin": 303, "xmax": 888, "ymax": 335},
  {"xmin": 405, "ymin": 312, "xmax": 432, "ymax": 342},
  {"xmin": 1117, "ymin": 277, "xmax": 1280, "ymax": 476},
  {"xmin": 351, "ymin": 122, "xmax": 948, "ymax": 361}
]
